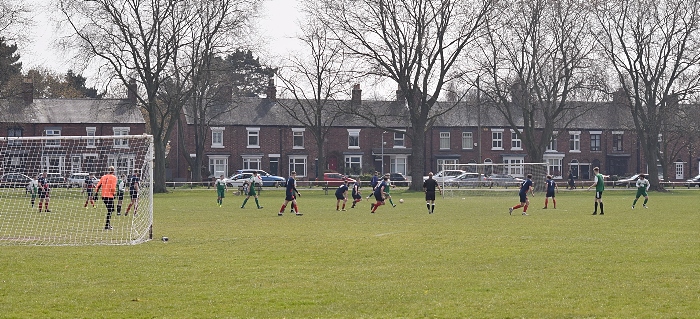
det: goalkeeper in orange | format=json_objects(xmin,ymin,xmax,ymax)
[{"xmin": 95, "ymin": 166, "xmax": 118, "ymax": 230}]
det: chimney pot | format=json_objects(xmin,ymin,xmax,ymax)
[
  {"xmin": 351, "ymin": 83, "xmax": 362, "ymax": 106},
  {"xmin": 22, "ymin": 79, "xmax": 33, "ymax": 105},
  {"xmin": 266, "ymin": 78, "xmax": 277, "ymax": 101},
  {"xmin": 127, "ymin": 78, "xmax": 137, "ymax": 104}
]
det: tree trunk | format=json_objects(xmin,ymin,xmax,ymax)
[
  {"xmin": 409, "ymin": 125, "xmax": 427, "ymax": 191},
  {"xmin": 153, "ymin": 140, "xmax": 168, "ymax": 193}
]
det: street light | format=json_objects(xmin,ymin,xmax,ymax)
[{"xmin": 381, "ymin": 131, "xmax": 387, "ymax": 175}]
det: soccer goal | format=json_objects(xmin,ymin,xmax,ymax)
[
  {"xmin": 0, "ymin": 135, "xmax": 153, "ymax": 246},
  {"xmin": 438, "ymin": 162, "xmax": 548, "ymax": 197}
]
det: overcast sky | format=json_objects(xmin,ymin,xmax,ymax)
[{"xmin": 19, "ymin": 0, "xmax": 302, "ymax": 86}]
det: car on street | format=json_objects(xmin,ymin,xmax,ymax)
[
  {"xmin": 614, "ymin": 174, "xmax": 663, "ymax": 187},
  {"xmin": 323, "ymin": 172, "xmax": 356, "ymax": 187},
  {"xmin": 388, "ymin": 172, "xmax": 409, "ymax": 187},
  {"xmin": 685, "ymin": 174, "xmax": 700, "ymax": 187},
  {"xmin": 46, "ymin": 173, "xmax": 67, "ymax": 187},
  {"xmin": 486, "ymin": 174, "xmax": 524, "ymax": 187},
  {"xmin": 422, "ymin": 170, "xmax": 466, "ymax": 182},
  {"xmin": 0, "ymin": 173, "xmax": 33, "ymax": 188},
  {"xmin": 235, "ymin": 169, "xmax": 286, "ymax": 187},
  {"xmin": 444, "ymin": 172, "xmax": 487, "ymax": 187},
  {"xmin": 67, "ymin": 173, "xmax": 98, "ymax": 188},
  {"xmin": 225, "ymin": 173, "xmax": 254, "ymax": 188}
]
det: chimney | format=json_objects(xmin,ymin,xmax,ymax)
[
  {"xmin": 266, "ymin": 78, "xmax": 277, "ymax": 101},
  {"xmin": 396, "ymin": 84, "xmax": 405, "ymax": 102},
  {"xmin": 612, "ymin": 88, "xmax": 629, "ymax": 107},
  {"xmin": 351, "ymin": 83, "xmax": 362, "ymax": 106},
  {"xmin": 215, "ymin": 85, "xmax": 233, "ymax": 105},
  {"xmin": 127, "ymin": 78, "xmax": 137, "ymax": 104},
  {"xmin": 22, "ymin": 79, "xmax": 33, "ymax": 105}
]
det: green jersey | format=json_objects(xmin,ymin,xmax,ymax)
[
  {"xmin": 215, "ymin": 178, "xmax": 227, "ymax": 191},
  {"xmin": 594, "ymin": 173, "xmax": 605, "ymax": 192}
]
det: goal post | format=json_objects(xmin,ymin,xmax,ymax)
[
  {"xmin": 0, "ymin": 135, "xmax": 154, "ymax": 246},
  {"xmin": 439, "ymin": 162, "xmax": 548, "ymax": 197}
]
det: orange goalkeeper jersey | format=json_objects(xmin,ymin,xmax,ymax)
[{"xmin": 96, "ymin": 174, "xmax": 117, "ymax": 198}]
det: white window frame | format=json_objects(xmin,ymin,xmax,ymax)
[
  {"xmin": 289, "ymin": 155, "xmax": 308, "ymax": 177},
  {"xmin": 45, "ymin": 128, "xmax": 61, "ymax": 147},
  {"xmin": 390, "ymin": 156, "xmax": 408, "ymax": 175},
  {"xmin": 348, "ymin": 129, "xmax": 360, "ymax": 149},
  {"xmin": 242, "ymin": 156, "xmax": 262, "ymax": 170},
  {"xmin": 344, "ymin": 155, "xmax": 362, "ymax": 174},
  {"xmin": 503, "ymin": 156, "xmax": 525, "ymax": 177},
  {"xmin": 491, "ymin": 129, "xmax": 504, "ymax": 150},
  {"xmin": 569, "ymin": 131, "xmax": 581, "ymax": 153},
  {"xmin": 439, "ymin": 132, "xmax": 450, "ymax": 150},
  {"xmin": 612, "ymin": 131, "xmax": 624, "ymax": 152},
  {"xmin": 462, "ymin": 132, "xmax": 473, "ymax": 150},
  {"xmin": 511, "ymin": 129, "xmax": 522, "ymax": 150},
  {"xmin": 393, "ymin": 131, "xmax": 405, "ymax": 148},
  {"xmin": 546, "ymin": 131, "xmax": 558, "ymax": 152},
  {"xmin": 86, "ymin": 127, "xmax": 96, "ymax": 148},
  {"xmin": 544, "ymin": 153, "xmax": 566, "ymax": 179},
  {"xmin": 437, "ymin": 159, "xmax": 458, "ymax": 172},
  {"xmin": 208, "ymin": 155, "xmax": 229, "ymax": 178},
  {"xmin": 113, "ymin": 127, "xmax": 130, "ymax": 148},
  {"xmin": 247, "ymin": 127, "xmax": 260, "ymax": 149},
  {"xmin": 292, "ymin": 128, "xmax": 305, "ymax": 149},
  {"xmin": 590, "ymin": 131, "xmax": 602, "ymax": 152},
  {"xmin": 211, "ymin": 127, "xmax": 224, "ymax": 148}
]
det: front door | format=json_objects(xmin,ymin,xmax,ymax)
[{"xmin": 328, "ymin": 156, "xmax": 337, "ymax": 171}]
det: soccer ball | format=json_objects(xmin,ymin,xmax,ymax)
[{"xmin": 399, "ymin": 199, "xmax": 404, "ymax": 203}]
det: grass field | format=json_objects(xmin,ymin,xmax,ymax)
[{"xmin": 1, "ymin": 187, "xmax": 700, "ymax": 318}]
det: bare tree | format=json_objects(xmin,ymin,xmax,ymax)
[
  {"xmin": 320, "ymin": 0, "xmax": 493, "ymax": 190},
  {"xmin": 276, "ymin": 5, "xmax": 355, "ymax": 180},
  {"xmin": 0, "ymin": 0, "xmax": 30, "ymax": 42},
  {"xmin": 593, "ymin": 0, "xmax": 700, "ymax": 191},
  {"xmin": 474, "ymin": 0, "xmax": 601, "ymax": 170},
  {"xmin": 58, "ymin": 0, "xmax": 257, "ymax": 192}
]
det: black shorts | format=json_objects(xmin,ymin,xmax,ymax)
[
  {"xmin": 352, "ymin": 194, "xmax": 361, "ymax": 200},
  {"xmin": 374, "ymin": 192, "xmax": 385, "ymax": 202},
  {"xmin": 519, "ymin": 193, "xmax": 528, "ymax": 203},
  {"xmin": 425, "ymin": 191, "xmax": 436, "ymax": 201},
  {"xmin": 335, "ymin": 194, "xmax": 346, "ymax": 200},
  {"xmin": 117, "ymin": 192, "xmax": 124, "ymax": 201},
  {"xmin": 546, "ymin": 191, "xmax": 555, "ymax": 198},
  {"xmin": 130, "ymin": 191, "xmax": 138, "ymax": 199},
  {"xmin": 39, "ymin": 191, "xmax": 49, "ymax": 199},
  {"xmin": 102, "ymin": 197, "xmax": 115, "ymax": 212},
  {"xmin": 595, "ymin": 191, "xmax": 603, "ymax": 199},
  {"xmin": 285, "ymin": 193, "xmax": 296, "ymax": 202}
]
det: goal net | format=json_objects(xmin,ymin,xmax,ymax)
[
  {"xmin": 0, "ymin": 135, "xmax": 153, "ymax": 246},
  {"xmin": 439, "ymin": 162, "xmax": 548, "ymax": 197}
]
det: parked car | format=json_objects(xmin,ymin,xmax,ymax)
[
  {"xmin": 423, "ymin": 170, "xmax": 466, "ymax": 182},
  {"xmin": 235, "ymin": 169, "xmax": 285, "ymax": 187},
  {"xmin": 615, "ymin": 174, "xmax": 663, "ymax": 187},
  {"xmin": 388, "ymin": 172, "xmax": 409, "ymax": 187},
  {"xmin": 67, "ymin": 173, "xmax": 98, "ymax": 188},
  {"xmin": 486, "ymin": 174, "xmax": 524, "ymax": 187},
  {"xmin": 685, "ymin": 174, "xmax": 700, "ymax": 187},
  {"xmin": 0, "ymin": 173, "xmax": 33, "ymax": 188},
  {"xmin": 45, "ymin": 173, "xmax": 67, "ymax": 187},
  {"xmin": 444, "ymin": 172, "xmax": 487, "ymax": 187},
  {"xmin": 225, "ymin": 173, "xmax": 254, "ymax": 188},
  {"xmin": 323, "ymin": 172, "xmax": 356, "ymax": 187}
]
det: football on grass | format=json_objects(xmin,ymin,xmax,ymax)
[{"xmin": 399, "ymin": 199, "xmax": 404, "ymax": 203}]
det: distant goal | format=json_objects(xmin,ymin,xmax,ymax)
[
  {"xmin": 438, "ymin": 162, "xmax": 548, "ymax": 196},
  {"xmin": 0, "ymin": 135, "xmax": 153, "ymax": 246}
]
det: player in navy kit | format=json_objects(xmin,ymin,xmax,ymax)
[
  {"xmin": 279, "ymin": 171, "xmax": 302, "ymax": 216},
  {"xmin": 83, "ymin": 173, "xmax": 96, "ymax": 208},
  {"xmin": 37, "ymin": 172, "xmax": 51, "ymax": 212},
  {"xmin": 370, "ymin": 175, "xmax": 389, "ymax": 213},
  {"xmin": 335, "ymin": 180, "xmax": 349, "ymax": 211},
  {"xmin": 350, "ymin": 180, "xmax": 362, "ymax": 208},
  {"xmin": 125, "ymin": 172, "xmax": 140, "ymax": 216},
  {"xmin": 509, "ymin": 174, "xmax": 534, "ymax": 216},
  {"xmin": 543, "ymin": 175, "xmax": 558, "ymax": 209}
]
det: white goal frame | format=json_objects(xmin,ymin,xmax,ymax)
[
  {"xmin": 438, "ymin": 162, "xmax": 548, "ymax": 195},
  {"xmin": 0, "ymin": 135, "xmax": 154, "ymax": 246}
]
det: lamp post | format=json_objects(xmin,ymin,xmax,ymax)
[{"xmin": 381, "ymin": 132, "xmax": 387, "ymax": 175}]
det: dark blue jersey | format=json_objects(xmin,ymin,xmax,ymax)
[
  {"xmin": 285, "ymin": 177, "xmax": 297, "ymax": 196},
  {"xmin": 335, "ymin": 184, "xmax": 348, "ymax": 196},
  {"xmin": 85, "ymin": 176, "xmax": 94, "ymax": 189},
  {"xmin": 519, "ymin": 179, "xmax": 533, "ymax": 195},
  {"xmin": 129, "ymin": 175, "xmax": 140, "ymax": 192},
  {"xmin": 370, "ymin": 175, "xmax": 379, "ymax": 188},
  {"xmin": 545, "ymin": 179, "xmax": 556, "ymax": 193},
  {"xmin": 352, "ymin": 182, "xmax": 361, "ymax": 196},
  {"xmin": 38, "ymin": 176, "xmax": 49, "ymax": 193},
  {"xmin": 374, "ymin": 181, "xmax": 387, "ymax": 197}
]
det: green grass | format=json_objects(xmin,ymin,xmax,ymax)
[{"xmin": 1, "ymin": 188, "xmax": 700, "ymax": 318}]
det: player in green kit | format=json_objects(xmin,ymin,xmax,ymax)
[
  {"xmin": 383, "ymin": 174, "xmax": 396, "ymax": 207},
  {"xmin": 241, "ymin": 171, "xmax": 263, "ymax": 209},
  {"xmin": 632, "ymin": 174, "xmax": 650, "ymax": 209},
  {"xmin": 27, "ymin": 175, "xmax": 39, "ymax": 207},
  {"xmin": 215, "ymin": 175, "xmax": 227, "ymax": 207},
  {"xmin": 587, "ymin": 167, "xmax": 605, "ymax": 215}
]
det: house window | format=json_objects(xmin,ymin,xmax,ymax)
[
  {"xmin": 247, "ymin": 127, "xmax": 260, "ymax": 148},
  {"xmin": 439, "ymin": 132, "xmax": 450, "ymax": 150},
  {"xmin": 348, "ymin": 129, "xmax": 360, "ymax": 149},
  {"xmin": 208, "ymin": 156, "xmax": 229, "ymax": 178},
  {"xmin": 344, "ymin": 155, "xmax": 362, "ymax": 175},
  {"xmin": 86, "ymin": 127, "xmax": 96, "ymax": 148},
  {"xmin": 242, "ymin": 156, "xmax": 262, "ymax": 170},
  {"xmin": 394, "ymin": 132, "xmax": 405, "ymax": 147},
  {"xmin": 546, "ymin": 132, "xmax": 558, "ymax": 152},
  {"xmin": 292, "ymin": 128, "xmax": 305, "ymax": 149},
  {"xmin": 504, "ymin": 157, "xmax": 525, "ymax": 177},
  {"xmin": 547, "ymin": 158, "xmax": 563, "ymax": 179},
  {"xmin": 211, "ymin": 127, "xmax": 224, "ymax": 148},
  {"xmin": 437, "ymin": 159, "xmax": 458, "ymax": 172},
  {"xmin": 390, "ymin": 156, "xmax": 408, "ymax": 175},
  {"xmin": 462, "ymin": 132, "xmax": 473, "ymax": 150},
  {"xmin": 675, "ymin": 162, "xmax": 684, "ymax": 179},
  {"xmin": 8, "ymin": 127, "xmax": 22, "ymax": 146},
  {"xmin": 590, "ymin": 132, "xmax": 601, "ymax": 152},
  {"xmin": 113, "ymin": 127, "xmax": 130, "ymax": 148},
  {"xmin": 492, "ymin": 129, "xmax": 503, "ymax": 150},
  {"xmin": 613, "ymin": 132, "xmax": 623, "ymax": 151},
  {"xmin": 569, "ymin": 131, "xmax": 580, "ymax": 152},
  {"xmin": 511, "ymin": 130, "xmax": 522, "ymax": 150},
  {"xmin": 289, "ymin": 156, "xmax": 307, "ymax": 177},
  {"xmin": 45, "ymin": 127, "xmax": 61, "ymax": 147}
]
